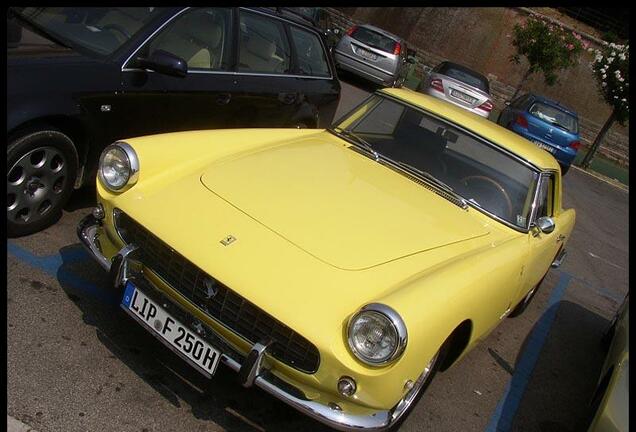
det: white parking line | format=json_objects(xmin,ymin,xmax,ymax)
[
  {"xmin": 570, "ymin": 165, "xmax": 629, "ymax": 193},
  {"xmin": 588, "ymin": 252, "xmax": 625, "ymax": 270}
]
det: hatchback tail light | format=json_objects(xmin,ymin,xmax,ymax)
[
  {"xmin": 476, "ymin": 100, "xmax": 494, "ymax": 112},
  {"xmin": 569, "ymin": 140, "xmax": 582, "ymax": 150},
  {"xmin": 346, "ymin": 26, "xmax": 358, "ymax": 36},
  {"xmin": 430, "ymin": 78, "xmax": 444, "ymax": 93},
  {"xmin": 393, "ymin": 42, "xmax": 402, "ymax": 56},
  {"xmin": 515, "ymin": 114, "xmax": 529, "ymax": 128}
]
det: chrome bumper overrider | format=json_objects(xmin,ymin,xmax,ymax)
[{"xmin": 77, "ymin": 214, "xmax": 399, "ymax": 431}]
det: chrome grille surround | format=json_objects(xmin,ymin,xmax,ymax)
[{"xmin": 113, "ymin": 209, "xmax": 320, "ymax": 374}]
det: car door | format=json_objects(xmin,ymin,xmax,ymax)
[
  {"xmin": 116, "ymin": 7, "xmax": 238, "ymax": 138},
  {"xmin": 521, "ymin": 172, "xmax": 563, "ymax": 302},
  {"xmin": 228, "ymin": 8, "xmax": 300, "ymax": 128}
]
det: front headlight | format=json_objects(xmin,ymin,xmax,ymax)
[
  {"xmin": 347, "ymin": 303, "xmax": 407, "ymax": 365},
  {"xmin": 98, "ymin": 142, "xmax": 139, "ymax": 192}
]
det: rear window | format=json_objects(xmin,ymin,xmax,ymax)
[
  {"xmin": 529, "ymin": 102, "xmax": 578, "ymax": 133},
  {"xmin": 439, "ymin": 63, "xmax": 489, "ymax": 93},
  {"xmin": 350, "ymin": 26, "xmax": 396, "ymax": 54}
]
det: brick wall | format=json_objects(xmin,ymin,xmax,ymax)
[{"xmin": 325, "ymin": 7, "xmax": 629, "ymax": 167}]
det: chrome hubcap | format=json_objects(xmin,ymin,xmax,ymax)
[
  {"xmin": 390, "ymin": 350, "xmax": 439, "ymax": 422},
  {"xmin": 7, "ymin": 146, "xmax": 68, "ymax": 225}
]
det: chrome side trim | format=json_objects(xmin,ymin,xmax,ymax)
[
  {"xmin": 121, "ymin": 7, "xmax": 191, "ymax": 70},
  {"xmin": 551, "ymin": 249, "xmax": 567, "ymax": 268},
  {"xmin": 347, "ymin": 303, "xmax": 408, "ymax": 366},
  {"xmin": 77, "ymin": 215, "xmax": 112, "ymax": 271}
]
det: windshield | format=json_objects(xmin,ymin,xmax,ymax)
[
  {"xmin": 334, "ymin": 95, "xmax": 540, "ymax": 229},
  {"xmin": 14, "ymin": 7, "xmax": 165, "ymax": 56},
  {"xmin": 350, "ymin": 26, "xmax": 397, "ymax": 53},
  {"xmin": 529, "ymin": 102, "xmax": 578, "ymax": 133}
]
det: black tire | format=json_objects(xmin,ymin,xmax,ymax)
[
  {"xmin": 560, "ymin": 164, "xmax": 570, "ymax": 176},
  {"xmin": 7, "ymin": 129, "xmax": 78, "ymax": 237},
  {"xmin": 388, "ymin": 340, "xmax": 449, "ymax": 431}
]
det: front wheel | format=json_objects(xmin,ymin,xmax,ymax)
[
  {"xmin": 388, "ymin": 342, "xmax": 448, "ymax": 430},
  {"xmin": 7, "ymin": 130, "xmax": 78, "ymax": 237}
]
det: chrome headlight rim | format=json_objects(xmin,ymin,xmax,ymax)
[
  {"xmin": 98, "ymin": 141, "xmax": 139, "ymax": 192},
  {"xmin": 347, "ymin": 303, "xmax": 408, "ymax": 366}
]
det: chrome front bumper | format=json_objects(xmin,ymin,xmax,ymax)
[{"xmin": 77, "ymin": 213, "xmax": 399, "ymax": 431}]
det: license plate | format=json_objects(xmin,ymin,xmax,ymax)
[
  {"xmin": 121, "ymin": 281, "xmax": 221, "ymax": 377},
  {"xmin": 450, "ymin": 89, "xmax": 477, "ymax": 104},
  {"xmin": 533, "ymin": 140, "xmax": 556, "ymax": 154},
  {"xmin": 356, "ymin": 47, "xmax": 377, "ymax": 60}
]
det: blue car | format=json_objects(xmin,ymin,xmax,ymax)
[{"xmin": 498, "ymin": 93, "xmax": 581, "ymax": 175}]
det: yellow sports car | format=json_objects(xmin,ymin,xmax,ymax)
[{"xmin": 78, "ymin": 88, "xmax": 575, "ymax": 430}]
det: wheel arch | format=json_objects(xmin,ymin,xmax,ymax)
[
  {"xmin": 8, "ymin": 115, "xmax": 88, "ymax": 188},
  {"xmin": 438, "ymin": 319, "xmax": 473, "ymax": 372}
]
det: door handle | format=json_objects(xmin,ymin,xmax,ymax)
[
  {"xmin": 216, "ymin": 93, "xmax": 231, "ymax": 105},
  {"xmin": 278, "ymin": 92, "xmax": 297, "ymax": 105}
]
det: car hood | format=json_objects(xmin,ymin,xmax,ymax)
[{"xmin": 200, "ymin": 136, "xmax": 490, "ymax": 270}]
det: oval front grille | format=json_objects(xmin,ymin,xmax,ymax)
[{"xmin": 114, "ymin": 210, "xmax": 320, "ymax": 374}]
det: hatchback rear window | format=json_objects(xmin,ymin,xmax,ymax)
[
  {"xmin": 529, "ymin": 102, "xmax": 578, "ymax": 133},
  {"xmin": 350, "ymin": 27, "xmax": 397, "ymax": 54},
  {"xmin": 438, "ymin": 64, "xmax": 489, "ymax": 93}
]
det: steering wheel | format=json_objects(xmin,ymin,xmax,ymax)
[
  {"xmin": 460, "ymin": 175, "xmax": 513, "ymax": 219},
  {"xmin": 102, "ymin": 23, "xmax": 131, "ymax": 42}
]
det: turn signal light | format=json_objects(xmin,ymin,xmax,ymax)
[
  {"xmin": 476, "ymin": 100, "xmax": 494, "ymax": 112},
  {"xmin": 430, "ymin": 78, "xmax": 444, "ymax": 92},
  {"xmin": 570, "ymin": 140, "xmax": 582, "ymax": 150}
]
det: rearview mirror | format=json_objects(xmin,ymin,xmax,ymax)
[{"xmin": 136, "ymin": 50, "xmax": 187, "ymax": 78}]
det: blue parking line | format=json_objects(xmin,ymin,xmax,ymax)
[
  {"xmin": 485, "ymin": 272, "xmax": 572, "ymax": 432},
  {"xmin": 7, "ymin": 241, "xmax": 116, "ymax": 303}
]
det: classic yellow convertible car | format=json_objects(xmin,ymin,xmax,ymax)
[{"xmin": 78, "ymin": 87, "xmax": 574, "ymax": 430}]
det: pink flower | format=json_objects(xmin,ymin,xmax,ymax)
[
  {"xmin": 567, "ymin": 43, "xmax": 575, "ymax": 51},
  {"xmin": 583, "ymin": 41, "xmax": 590, "ymax": 50}
]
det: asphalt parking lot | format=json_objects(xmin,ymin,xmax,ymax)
[{"xmin": 7, "ymin": 78, "xmax": 629, "ymax": 432}]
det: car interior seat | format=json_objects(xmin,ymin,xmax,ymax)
[
  {"xmin": 239, "ymin": 30, "xmax": 285, "ymax": 73},
  {"xmin": 148, "ymin": 10, "xmax": 223, "ymax": 70}
]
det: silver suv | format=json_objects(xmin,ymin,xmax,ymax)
[{"xmin": 334, "ymin": 24, "xmax": 414, "ymax": 87}]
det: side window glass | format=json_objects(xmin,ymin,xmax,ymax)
[
  {"xmin": 239, "ymin": 12, "xmax": 291, "ymax": 74},
  {"xmin": 289, "ymin": 26, "xmax": 330, "ymax": 77},
  {"xmin": 144, "ymin": 8, "xmax": 233, "ymax": 71},
  {"xmin": 535, "ymin": 175, "xmax": 554, "ymax": 218}
]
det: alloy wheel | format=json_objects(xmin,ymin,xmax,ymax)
[{"xmin": 7, "ymin": 146, "xmax": 68, "ymax": 226}]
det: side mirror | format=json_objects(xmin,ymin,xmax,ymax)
[
  {"xmin": 136, "ymin": 49, "xmax": 187, "ymax": 78},
  {"xmin": 533, "ymin": 216, "xmax": 555, "ymax": 234}
]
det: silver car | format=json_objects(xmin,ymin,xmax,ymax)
[
  {"xmin": 420, "ymin": 61, "xmax": 493, "ymax": 118},
  {"xmin": 334, "ymin": 24, "xmax": 414, "ymax": 87}
]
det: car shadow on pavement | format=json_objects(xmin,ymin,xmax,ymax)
[
  {"xmin": 56, "ymin": 244, "xmax": 333, "ymax": 432},
  {"xmin": 337, "ymin": 69, "xmax": 385, "ymax": 93},
  {"xmin": 494, "ymin": 300, "xmax": 609, "ymax": 432},
  {"xmin": 64, "ymin": 185, "xmax": 96, "ymax": 212}
]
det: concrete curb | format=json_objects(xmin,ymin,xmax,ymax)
[
  {"xmin": 7, "ymin": 416, "xmax": 38, "ymax": 432},
  {"xmin": 571, "ymin": 165, "xmax": 629, "ymax": 192}
]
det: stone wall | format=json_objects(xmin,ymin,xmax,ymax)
[{"xmin": 326, "ymin": 7, "xmax": 629, "ymax": 167}]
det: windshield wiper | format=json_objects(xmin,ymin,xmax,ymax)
[
  {"xmin": 9, "ymin": 8, "xmax": 73, "ymax": 49},
  {"xmin": 331, "ymin": 127, "xmax": 380, "ymax": 161},
  {"xmin": 392, "ymin": 161, "xmax": 468, "ymax": 208}
]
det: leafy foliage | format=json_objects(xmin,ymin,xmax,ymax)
[
  {"xmin": 589, "ymin": 43, "xmax": 629, "ymax": 124},
  {"xmin": 510, "ymin": 16, "xmax": 585, "ymax": 86}
]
